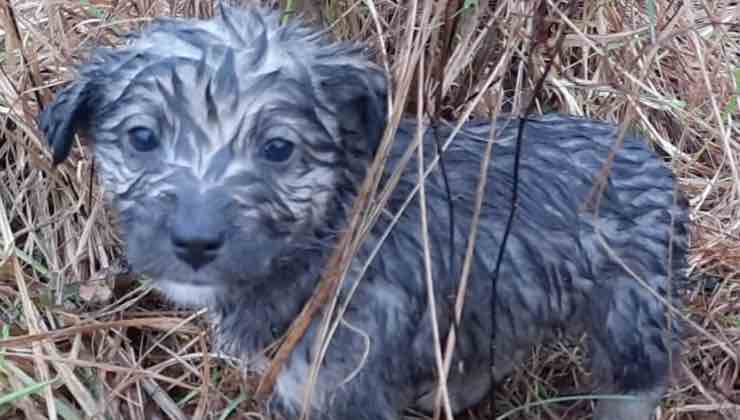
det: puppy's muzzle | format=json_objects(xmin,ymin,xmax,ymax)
[{"xmin": 167, "ymin": 188, "xmax": 230, "ymax": 271}]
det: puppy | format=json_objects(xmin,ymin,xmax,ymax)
[{"xmin": 40, "ymin": 5, "xmax": 688, "ymax": 419}]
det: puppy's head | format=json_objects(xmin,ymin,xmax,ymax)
[{"xmin": 39, "ymin": 5, "xmax": 388, "ymax": 305}]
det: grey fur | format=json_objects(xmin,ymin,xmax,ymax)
[{"xmin": 39, "ymin": 4, "xmax": 689, "ymax": 420}]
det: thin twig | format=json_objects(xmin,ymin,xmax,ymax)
[{"xmin": 488, "ymin": 0, "xmax": 578, "ymax": 413}]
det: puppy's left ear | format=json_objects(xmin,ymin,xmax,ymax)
[
  {"xmin": 318, "ymin": 63, "xmax": 388, "ymax": 158},
  {"xmin": 38, "ymin": 76, "xmax": 100, "ymax": 166}
]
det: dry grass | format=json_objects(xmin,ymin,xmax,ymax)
[{"xmin": 1, "ymin": 0, "xmax": 739, "ymax": 419}]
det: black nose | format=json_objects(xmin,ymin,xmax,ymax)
[{"xmin": 171, "ymin": 231, "xmax": 224, "ymax": 271}]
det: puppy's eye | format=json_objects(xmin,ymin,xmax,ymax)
[
  {"xmin": 261, "ymin": 138, "xmax": 295, "ymax": 163},
  {"xmin": 128, "ymin": 127, "xmax": 159, "ymax": 152}
]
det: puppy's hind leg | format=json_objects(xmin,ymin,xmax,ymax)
[
  {"xmin": 590, "ymin": 338, "xmax": 667, "ymax": 420},
  {"xmin": 587, "ymin": 284, "xmax": 680, "ymax": 420}
]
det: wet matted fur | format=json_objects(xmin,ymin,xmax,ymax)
[{"xmin": 40, "ymin": 4, "xmax": 689, "ymax": 420}]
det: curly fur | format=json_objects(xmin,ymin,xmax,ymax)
[{"xmin": 39, "ymin": 4, "xmax": 689, "ymax": 420}]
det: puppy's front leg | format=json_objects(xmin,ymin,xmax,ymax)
[{"xmin": 269, "ymin": 286, "xmax": 423, "ymax": 420}]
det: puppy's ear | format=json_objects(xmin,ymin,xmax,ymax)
[
  {"xmin": 318, "ymin": 63, "xmax": 388, "ymax": 158},
  {"xmin": 38, "ymin": 76, "xmax": 99, "ymax": 166}
]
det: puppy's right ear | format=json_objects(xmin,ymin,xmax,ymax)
[{"xmin": 38, "ymin": 77, "xmax": 98, "ymax": 166}]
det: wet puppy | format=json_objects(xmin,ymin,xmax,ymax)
[{"xmin": 40, "ymin": 5, "xmax": 688, "ymax": 419}]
